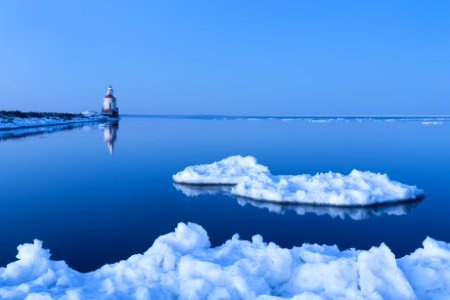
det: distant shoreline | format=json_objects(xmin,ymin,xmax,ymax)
[
  {"xmin": 2, "ymin": 110, "xmax": 448, "ymax": 131},
  {"xmin": 123, "ymin": 114, "xmax": 450, "ymax": 120}
]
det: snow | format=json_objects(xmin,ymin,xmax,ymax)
[
  {"xmin": 0, "ymin": 111, "xmax": 110, "ymax": 131},
  {"xmin": 0, "ymin": 222, "xmax": 448, "ymax": 299},
  {"xmin": 173, "ymin": 156, "xmax": 424, "ymax": 206},
  {"xmin": 233, "ymin": 170, "xmax": 422, "ymax": 206},
  {"xmin": 173, "ymin": 156, "xmax": 269, "ymax": 185}
]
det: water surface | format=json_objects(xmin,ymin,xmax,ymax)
[{"xmin": 0, "ymin": 116, "xmax": 449, "ymax": 272}]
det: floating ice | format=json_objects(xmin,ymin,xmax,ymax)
[
  {"xmin": 173, "ymin": 156, "xmax": 424, "ymax": 206},
  {"xmin": 233, "ymin": 170, "xmax": 422, "ymax": 206},
  {"xmin": 0, "ymin": 223, "xmax": 448, "ymax": 299}
]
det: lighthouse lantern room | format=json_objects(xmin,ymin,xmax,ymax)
[{"xmin": 102, "ymin": 85, "xmax": 119, "ymax": 117}]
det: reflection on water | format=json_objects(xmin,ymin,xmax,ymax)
[
  {"xmin": 1, "ymin": 116, "xmax": 449, "ymax": 271},
  {"xmin": 235, "ymin": 197, "xmax": 422, "ymax": 221},
  {"xmin": 173, "ymin": 183, "xmax": 423, "ymax": 221},
  {"xmin": 0, "ymin": 120, "xmax": 119, "ymax": 155},
  {"xmin": 100, "ymin": 121, "xmax": 119, "ymax": 154},
  {"xmin": 173, "ymin": 183, "xmax": 232, "ymax": 197},
  {"xmin": 0, "ymin": 123, "xmax": 88, "ymax": 141}
]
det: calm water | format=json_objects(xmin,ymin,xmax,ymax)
[{"xmin": 0, "ymin": 116, "xmax": 449, "ymax": 272}]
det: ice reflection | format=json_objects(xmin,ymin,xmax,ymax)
[
  {"xmin": 235, "ymin": 197, "xmax": 422, "ymax": 221},
  {"xmin": 0, "ymin": 120, "xmax": 120, "ymax": 155},
  {"xmin": 173, "ymin": 183, "xmax": 423, "ymax": 221},
  {"xmin": 173, "ymin": 183, "xmax": 232, "ymax": 197},
  {"xmin": 0, "ymin": 123, "xmax": 89, "ymax": 141}
]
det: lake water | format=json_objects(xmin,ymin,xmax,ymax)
[{"xmin": 0, "ymin": 116, "xmax": 449, "ymax": 272}]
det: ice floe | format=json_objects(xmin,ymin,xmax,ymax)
[
  {"xmin": 232, "ymin": 170, "xmax": 422, "ymax": 206},
  {"xmin": 173, "ymin": 156, "xmax": 424, "ymax": 206},
  {"xmin": 0, "ymin": 222, "xmax": 448, "ymax": 299}
]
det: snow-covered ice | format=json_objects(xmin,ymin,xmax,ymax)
[
  {"xmin": 233, "ymin": 170, "xmax": 422, "ymax": 206},
  {"xmin": 173, "ymin": 156, "xmax": 269, "ymax": 185},
  {"xmin": 0, "ymin": 222, "xmax": 448, "ymax": 299},
  {"xmin": 173, "ymin": 156, "xmax": 424, "ymax": 206},
  {"xmin": 0, "ymin": 111, "xmax": 111, "ymax": 131}
]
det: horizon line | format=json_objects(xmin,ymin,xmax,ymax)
[{"xmin": 121, "ymin": 114, "xmax": 450, "ymax": 119}]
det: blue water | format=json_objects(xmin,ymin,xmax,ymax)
[{"xmin": 0, "ymin": 117, "xmax": 449, "ymax": 272}]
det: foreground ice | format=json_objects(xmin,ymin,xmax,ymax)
[
  {"xmin": 173, "ymin": 156, "xmax": 423, "ymax": 206},
  {"xmin": 173, "ymin": 183, "xmax": 422, "ymax": 220},
  {"xmin": 0, "ymin": 223, "xmax": 448, "ymax": 299}
]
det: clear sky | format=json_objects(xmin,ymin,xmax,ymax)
[{"xmin": 0, "ymin": 1, "xmax": 449, "ymax": 115}]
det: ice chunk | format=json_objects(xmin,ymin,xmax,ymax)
[
  {"xmin": 174, "ymin": 156, "xmax": 424, "ymax": 206},
  {"xmin": 0, "ymin": 223, "xmax": 449, "ymax": 299},
  {"xmin": 233, "ymin": 170, "xmax": 422, "ymax": 206},
  {"xmin": 173, "ymin": 155, "xmax": 270, "ymax": 185}
]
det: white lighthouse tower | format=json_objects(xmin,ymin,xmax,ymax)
[{"xmin": 102, "ymin": 85, "xmax": 119, "ymax": 117}]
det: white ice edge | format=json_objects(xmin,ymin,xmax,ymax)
[
  {"xmin": 173, "ymin": 156, "xmax": 424, "ymax": 206},
  {"xmin": 0, "ymin": 222, "xmax": 448, "ymax": 299}
]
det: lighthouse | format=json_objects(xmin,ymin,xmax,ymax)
[{"xmin": 102, "ymin": 85, "xmax": 119, "ymax": 117}]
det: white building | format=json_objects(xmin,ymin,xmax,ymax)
[{"xmin": 102, "ymin": 85, "xmax": 119, "ymax": 117}]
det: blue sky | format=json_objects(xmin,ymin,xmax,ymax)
[{"xmin": 0, "ymin": 1, "xmax": 449, "ymax": 115}]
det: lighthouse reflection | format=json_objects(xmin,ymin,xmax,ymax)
[
  {"xmin": 173, "ymin": 183, "xmax": 423, "ymax": 221},
  {"xmin": 101, "ymin": 121, "xmax": 119, "ymax": 154}
]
